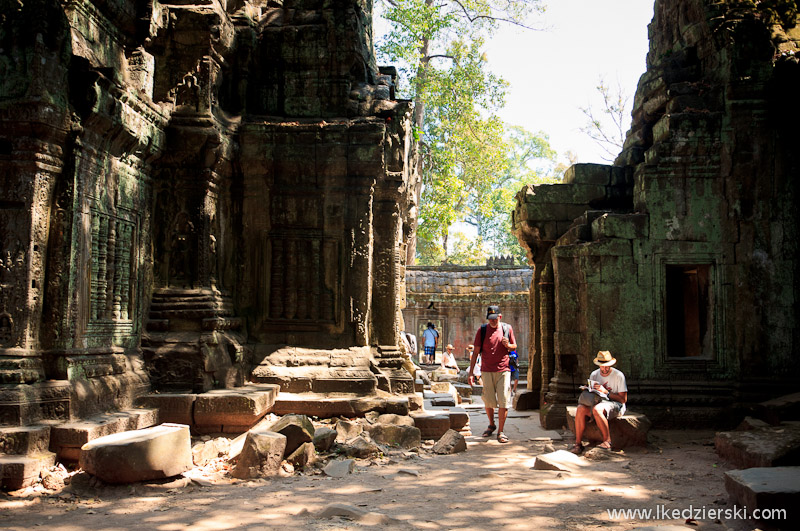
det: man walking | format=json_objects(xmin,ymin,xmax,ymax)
[
  {"xmin": 468, "ymin": 305, "xmax": 517, "ymax": 443},
  {"xmin": 422, "ymin": 322, "xmax": 439, "ymax": 364}
]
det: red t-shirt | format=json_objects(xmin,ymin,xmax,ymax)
[{"xmin": 473, "ymin": 323, "xmax": 516, "ymax": 373}]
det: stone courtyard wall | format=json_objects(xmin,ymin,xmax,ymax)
[
  {"xmin": 402, "ymin": 266, "xmax": 532, "ymax": 367},
  {"xmin": 514, "ymin": 0, "xmax": 800, "ymax": 428}
]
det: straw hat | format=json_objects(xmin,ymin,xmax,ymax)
[
  {"xmin": 593, "ymin": 350, "xmax": 617, "ymax": 367},
  {"xmin": 446, "ymin": 344, "xmax": 454, "ymax": 350}
]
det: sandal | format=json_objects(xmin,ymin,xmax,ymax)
[
  {"xmin": 497, "ymin": 432, "xmax": 509, "ymax": 444},
  {"xmin": 597, "ymin": 441, "xmax": 612, "ymax": 450},
  {"xmin": 570, "ymin": 443, "xmax": 583, "ymax": 455},
  {"xmin": 481, "ymin": 425, "xmax": 496, "ymax": 437}
]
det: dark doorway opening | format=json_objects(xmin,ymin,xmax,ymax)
[{"xmin": 665, "ymin": 264, "xmax": 712, "ymax": 358}]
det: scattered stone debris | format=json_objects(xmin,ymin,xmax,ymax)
[
  {"xmin": 431, "ymin": 430, "xmax": 467, "ymax": 455},
  {"xmin": 323, "ymin": 459, "xmax": 356, "ymax": 478}
]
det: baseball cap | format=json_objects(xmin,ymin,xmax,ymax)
[{"xmin": 486, "ymin": 305, "xmax": 500, "ymax": 319}]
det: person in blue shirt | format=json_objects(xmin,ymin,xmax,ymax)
[{"xmin": 509, "ymin": 350, "xmax": 519, "ymax": 394}]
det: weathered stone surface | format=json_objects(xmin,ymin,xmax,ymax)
[
  {"xmin": 268, "ymin": 415, "xmax": 315, "ymax": 456},
  {"xmin": 756, "ymin": 392, "xmax": 800, "ymax": 425},
  {"xmin": 335, "ymin": 420, "xmax": 364, "ymax": 443},
  {"xmin": 193, "ymin": 384, "xmax": 278, "ymax": 433},
  {"xmin": 725, "ymin": 467, "xmax": 800, "ymax": 521},
  {"xmin": 286, "ymin": 442, "xmax": 316, "ymax": 468},
  {"xmin": 533, "ymin": 450, "xmax": 590, "ymax": 472},
  {"xmin": 343, "ymin": 435, "xmax": 380, "ymax": 458},
  {"xmin": 566, "ymin": 406, "xmax": 650, "ymax": 448},
  {"xmin": 367, "ymin": 424, "xmax": 421, "ymax": 449},
  {"xmin": 513, "ymin": 390, "xmax": 539, "ymax": 411},
  {"xmin": 447, "ymin": 409, "xmax": 470, "ymax": 432},
  {"xmin": 431, "ymin": 430, "xmax": 467, "ymax": 454},
  {"xmin": 513, "ymin": 0, "xmax": 800, "ymax": 430},
  {"xmin": 192, "ymin": 437, "xmax": 230, "ymax": 466},
  {"xmin": 51, "ymin": 409, "xmax": 160, "ymax": 461},
  {"xmin": 230, "ymin": 429, "xmax": 287, "ymax": 480},
  {"xmin": 0, "ymin": 452, "xmax": 57, "ymax": 490},
  {"xmin": 137, "ymin": 394, "xmax": 194, "ymax": 426},
  {"xmin": 715, "ymin": 423, "xmax": 800, "ymax": 468},
  {"xmin": 323, "ymin": 459, "xmax": 356, "ymax": 478},
  {"xmin": 79, "ymin": 424, "xmax": 192, "ymax": 484},
  {"xmin": 312, "ymin": 427, "xmax": 337, "ymax": 452},
  {"xmin": 376, "ymin": 414, "xmax": 415, "ymax": 427},
  {"xmin": 411, "ymin": 414, "xmax": 451, "ymax": 440},
  {"xmin": 0, "ymin": 426, "xmax": 51, "ymax": 456},
  {"xmin": 736, "ymin": 416, "xmax": 772, "ymax": 431}
]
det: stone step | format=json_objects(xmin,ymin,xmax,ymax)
[
  {"xmin": 137, "ymin": 383, "xmax": 280, "ymax": 434},
  {"xmin": 725, "ymin": 467, "xmax": 800, "ymax": 523},
  {"xmin": 0, "ymin": 451, "xmax": 56, "ymax": 490},
  {"xmin": 715, "ymin": 422, "xmax": 800, "ymax": 469},
  {"xmin": 271, "ymin": 392, "xmax": 411, "ymax": 418},
  {"xmin": 149, "ymin": 300, "xmax": 234, "ymax": 312},
  {"xmin": 0, "ymin": 425, "xmax": 51, "ymax": 456},
  {"xmin": 566, "ymin": 405, "xmax": 651, "ymax": 448},
  {"xmin": 49, "ymin": 408, "xmax": 159, "ymax": 461},
  {"xmin": 149, "ymin": 308, "xmax": 233, "ymax": 320}
]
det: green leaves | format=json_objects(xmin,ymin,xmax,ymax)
[{"xmin": 376, "ymin": 0, "xmax": 549, "ymax": 265}]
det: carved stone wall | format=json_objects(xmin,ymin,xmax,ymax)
[
  {"xmin": 514, "ymin": 0, "xmax": 800, "ymax": 428},
  {"xmin": 0, "ymin": 0, "xmax": 415, "ymax": 425}
]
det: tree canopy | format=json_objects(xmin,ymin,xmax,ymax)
[{"xmin": 376, "ymin": 0, "xmax": 555, "ymax": 266}]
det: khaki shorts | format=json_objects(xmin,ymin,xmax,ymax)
[{"xmin": 481, "ymin": 371, "xmax": 511, "ymax": 409}]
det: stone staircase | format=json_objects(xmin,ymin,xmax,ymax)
[{"xmin": 0, "ymin": 425, "xmax": 56, "ymax": 490}]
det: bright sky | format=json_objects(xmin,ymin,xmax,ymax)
[{"xmin": 486, "ymin": 0, "xmax": 655, "ymax": 165}]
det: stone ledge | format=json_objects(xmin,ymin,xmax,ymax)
[
  {"xmin": 0, "ymin": 451, "xmax": 56, "ymax": 490},
  {"xmin": 715, "ymin": 423, "xmax": 800, "ymax": 469},
  {"xmin": 725, "ymin": 467, "xmax": 800, "ymax": 522},
  {"xmin": 49, "ymin": 408, "xmax": 159, "ymax": 461},
  {"xmin": 565, "ymin": 406, "xmax": 651, "ymax": 448}
]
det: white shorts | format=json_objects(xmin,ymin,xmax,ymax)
[{"xmin": 481, "ymin": 371, "xmax": 511, "ymax": 409}]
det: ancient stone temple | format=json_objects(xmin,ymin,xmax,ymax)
[
  {"xmin": 514, "ymin": 0, "xmax": 800, "ymax": 428},
  {"xmin": 402, "ymin": 262, "xmax": 532, "ymax": 364},
  {"xmin": 0, "ymin": 0, "xmax": 416, "ymax": 485}
]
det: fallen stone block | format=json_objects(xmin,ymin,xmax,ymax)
[
  {"xmin": 715, "ymin": 423, "xmax": 800, "ymax": 468},
  {"xmin": 565, "ymin": 406, "xmax": 650, "ymax": 448},
  {"xmin": 385, "ymin": 397, "xmax": 410, "ymax": 415},
  {"xmin": 431, "ymin": 430, "xmax": 466, "ymax": 454},
  {"xmin": 313, "ymin": 427, "xmax": 337, "ymax": 452},
  {"xmin": 513, "ymin": 389, "xmax": 539, "ymax": 411},
  {"xmin": 192, "ymin": 437, "xmax": 230, "ymax": 466},
  {"xmin": 367, "ymin": 424, "xmax": 421, "ymax": 449},
  {"xmin": 430, "ymin": 382, "xmax": 456, "ymax": 394},
  {"xmin": 323, "ymin": 459, "xmax": 356, "ymax": 477},
  {"xmin": 286, "ymin": 442, "xmax": 316, "ymax": 468},
  {"xmin": 230, "ymin": 429, "xmax": 287, "ymax": 479},
  {"xmin": 431, "ymin": 396, "xmax": 456, "ymax": 407},
  {"xmin": 736, "ymin": 416, "xmax": 771, "ymax": 431},
  {"xmin": 79, "ymin": 423, "xmax": 192, "ymax": 484},
  {"xmin": 725, "ymin": 467, "xmax": 800, "ymax": 522},
  {"xmin": 376, "ymin": 414, "xmax": 415, "ymax": 427},
  {"xmin": 269, "ymin": 414, "xmax": 315, "ymax": 456},
  {"xmin": 755, "ymin": 392, "xmax": 800, "ymax": 425},
  {"xmin": 414, "ymin": 379, "xmax": 424, "ymax": 393},
  {"xmin": 447, "ymin": 408, "xmax": 470, "ymax": 431},
  {"xmin": 335, "ymin": 419, "xmax": 363, "ymax": 443},
  {"xmin": 411, "ymin": 413, "xmax": 451, "ymax": 440},
  {"xmin": 533, "ymin": 450, "xmax": 591, "ymax": 471},
  {"xmin": 343, "ymin": 435, "xmax": 380, "ymax": 458},
  {"xmin": 453, "ymin": 383, "xmax": 472, "ymax": 399}
]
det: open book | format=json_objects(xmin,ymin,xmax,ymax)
[{"xmin": 579, "ymin": 379, "xmax": 610, "ymax": 398}]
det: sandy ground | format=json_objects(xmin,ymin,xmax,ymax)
[{"xmin": 0, "ymin": 406, "xmax": 786, "ymax": 531}]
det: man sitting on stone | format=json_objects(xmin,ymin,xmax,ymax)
[
  {"xmin": 441, "ymin": 344, "xmax": 459, "ymax": 370},
  {"xmin": 571, "ymin": 350, "xmax": 628, "ymax": 454}
]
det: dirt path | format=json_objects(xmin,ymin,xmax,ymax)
[{"xmin": 0, "ymin": 410, "xmax": 775, "ymax": 530}]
